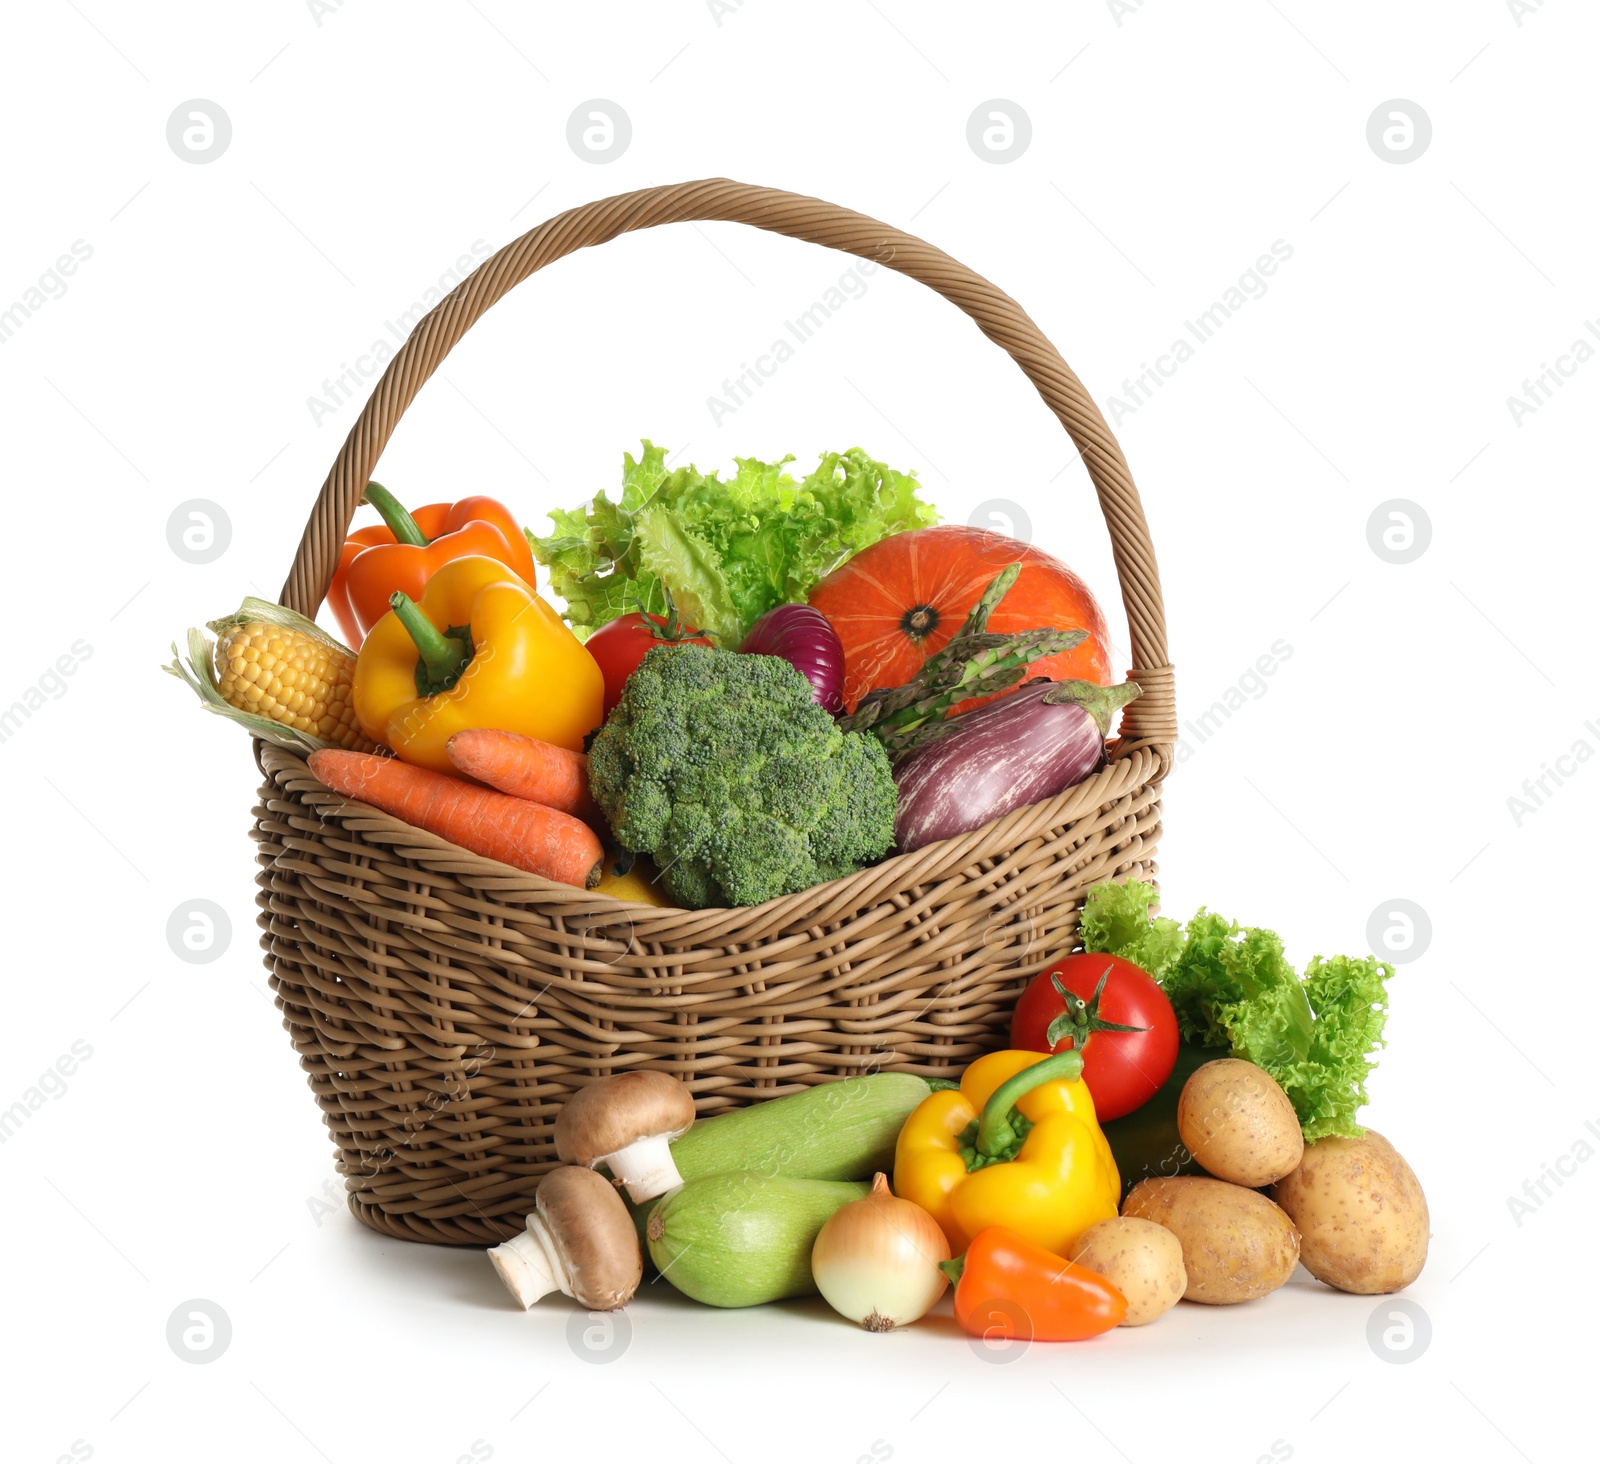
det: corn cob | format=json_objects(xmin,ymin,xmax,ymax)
[{"xmin": 166, "ymin": 598, "xmax": 379, "ymax": 755}]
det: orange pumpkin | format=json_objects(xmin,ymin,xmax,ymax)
[{"xmin": 807, "ymin": 525, "xmax": 1112, "ymax": 715}]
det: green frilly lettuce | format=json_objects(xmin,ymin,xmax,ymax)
[
  {"xmin": 528, "ymin": 440, "xmax": 938, "ymax": 647},
  {"xmin": 1079, "ymin": 877, "xmax": 1186, "ymax": 984},
  {"xmin": 1081, "ymin": 880, "xmax": 1392, "ymax": 1141}
]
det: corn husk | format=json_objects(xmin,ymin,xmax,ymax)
[{"xmin": 163, "ymin": 597, "xmax": 363, "ymax": 755}]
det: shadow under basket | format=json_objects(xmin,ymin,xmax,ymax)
[{"xmin": 250, "ymin": 178, "xmax": 1177, "ymax": 1246}]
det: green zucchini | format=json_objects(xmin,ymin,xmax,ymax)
[
  {"xmin": 622, "ymin": 1073, "xmax": 939, "ymax": 1264},
  {"xmin": 667, "ymin": 1072, "xmax": 932, "ymax": 1183},
  {"xmin": 646, "ymin": 1172, "xmax": 869, "ymax": 1307}
]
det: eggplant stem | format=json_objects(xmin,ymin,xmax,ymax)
[{"xmin": 1040, "ymin": 678, "xmax": 1143, "ymax": 734}]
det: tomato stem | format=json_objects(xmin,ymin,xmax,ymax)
[
  {"xmin": 1044, "ymin": 964, "xmax": 1151, "ymax": 1052},
  {"xmin": 624, "ymin": 585, "xmax": 703, "ymax": 644}
]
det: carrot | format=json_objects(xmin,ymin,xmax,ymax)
[
  {"xmin": 308, "ymin": 749, "xmax": 604, "ymax": 889},
  {"xmin": 445, "ymin": 728, "xmax": 603, "ymax": 826}
]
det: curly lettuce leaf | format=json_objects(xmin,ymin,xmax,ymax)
[
  {"xmin": 1163, "ymin": 912, "xmax": 1317, "ymax": 1073},
  {"xmin": 527, "ymin": 442, "xmax": 678, "ymax": 639},
  {"xmin": 528, "ymin": 439, "xmax": 937, "ymax": 645},
  {"xmin": 632, "ymin": 505, "xmax": 743, "ymax": 648},
  {"xmin": 1080, "ymin": 878, "xmax": 1186, "ymax": 982},
  {"xmin": 1080, "ymin": 879, "xmax": 1393, "ymax": 1140},
  {"xmin": 1295, "ymin": 954, "xmax": 1391, "ymax": 1140}
]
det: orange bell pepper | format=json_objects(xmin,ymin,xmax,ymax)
[{"xmin": 327, "ymin": 483, "xmax": 539, "ymax": 647}]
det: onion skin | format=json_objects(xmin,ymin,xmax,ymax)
[
  {"xmin": 811, "ymin": 1173, "xmax": 950, "ymax": 1331},
  {"xmin": 741, "ymin": 604, "xmax": 846, "ymax": 713},
  {"xmin": 893, "ymin": 679, "xmax": 1140, "ymax": 853}
]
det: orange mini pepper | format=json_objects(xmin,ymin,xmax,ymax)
[
  {"xmin": 941, "ymin": 1226, "xmax": 1127, "ymax": 1342},
  {"xmin": 328, "ymin": 483, "xmax": 539, "ymax": 647}
]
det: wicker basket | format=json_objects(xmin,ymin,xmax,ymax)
[{"xmin": 252, "ymin": 179, "xmax": 1177, "ymax": 1245}]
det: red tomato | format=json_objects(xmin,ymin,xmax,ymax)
[
  {"xmin": 585, "ymin": 612, "xmax": 713, "ymax": 716},
  {"xmin": 1010, "ymin": 953, "xmax": 1178, "ymax": 1121}
]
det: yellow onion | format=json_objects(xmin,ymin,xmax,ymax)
[{"xmin": 810, "ymin": 1172, "xmax": 951, "ymax": 1331}]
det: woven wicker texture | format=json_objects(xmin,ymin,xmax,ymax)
[{"xmin": 254, "ymin": 179, "xmax": 1176, "ymax": 1244}]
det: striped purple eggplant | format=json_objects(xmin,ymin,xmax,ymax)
[{"xmin": 892, "ymin": 679, "xmax": 1143, "ymax": 853}]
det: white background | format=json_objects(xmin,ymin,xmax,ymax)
[{"xmin": 2, "ymin": 2, "xmax": 1594, "ymax": 1461}]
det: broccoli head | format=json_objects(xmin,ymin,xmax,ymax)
[{"xmin": 587, "ymin": 643, "xmax": 898, "ymax": 908}]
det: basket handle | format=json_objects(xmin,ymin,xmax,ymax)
[{"xmin": 280, "ymin": 178, "xmax": 1175, "ymax": 754}]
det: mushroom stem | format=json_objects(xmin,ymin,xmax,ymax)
[
  {"xmin": 602, "ymin": 1132, "xmax": 685, "ymax": 1205},
  {"xmin": 488, "ymin": 1215, "xmax": 567, "ymax": 1309}
]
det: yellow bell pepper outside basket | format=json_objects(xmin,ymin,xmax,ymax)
[
  {"xmin": 353, "ymin": 554, "xmax": 604, "ymax": 773},
  {"xmin": 894, "ymin": 1047, "xmax": 1121, "ymax": 1257}
]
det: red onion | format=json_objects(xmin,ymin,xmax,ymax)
[
  {"xmin": 741, "ymin": 604, "xmax": 847, "ymax": 713},
  {"xmin": 893, "ymin": 679, "xmax": 1142, "ymax": 852}
]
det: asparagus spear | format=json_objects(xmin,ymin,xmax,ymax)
[{"xmin": 837, "ymin": 564, "xmax": 1087, "ymax": 759}]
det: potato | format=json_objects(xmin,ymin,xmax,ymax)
[
  {"xmin": 1123, "ymin": 1176, "xmax": 1300, "ymax": 1305},
  {"xmin": 1271, "ymin": 1130, "xmax": 1429, "ymax": 1294},
  {"xmin": 1070, "ymin": 1217, "xmax": 1186, "ymax": 1326},
  {"xmin": 1177, "ymin": 1058, "xmax": 1304, "ymax": 1187}
]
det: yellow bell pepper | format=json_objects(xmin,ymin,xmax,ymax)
[
  {"xmin": 894, "ymin": 1048, "xmax": 1120, "ymax": 1257},
  {"xmin": 595, "ymin": 853, "xmax": 672, "ymax": 905},
  {"xmin": 353, "ymin": 554, "xmax": 604, "ymax": 773}
]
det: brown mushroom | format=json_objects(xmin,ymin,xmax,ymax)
[
  {"xmin": 487, "ymin": 1166, "xmax": 643, "ymax": 1310},
  {"xmin": 554, "ymin": 1071, "xmax": 696, "ymax": 1204}
]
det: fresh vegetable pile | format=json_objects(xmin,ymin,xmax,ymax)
[
  {"xmin": 481, "ymin": 873, "xmax": 1424, "ymax": 1337},
  {"xmin": 167, "ymin": 443, "xmax": 1429, "ymax": 1341},
  {"xmin": 167, "ymin": 444, "xmax": 1133, "ymax": 902}
]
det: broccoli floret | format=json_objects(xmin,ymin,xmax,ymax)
[{"xmin": 588, "ymin": 644, "xmax": 898, "ymax": 908}]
